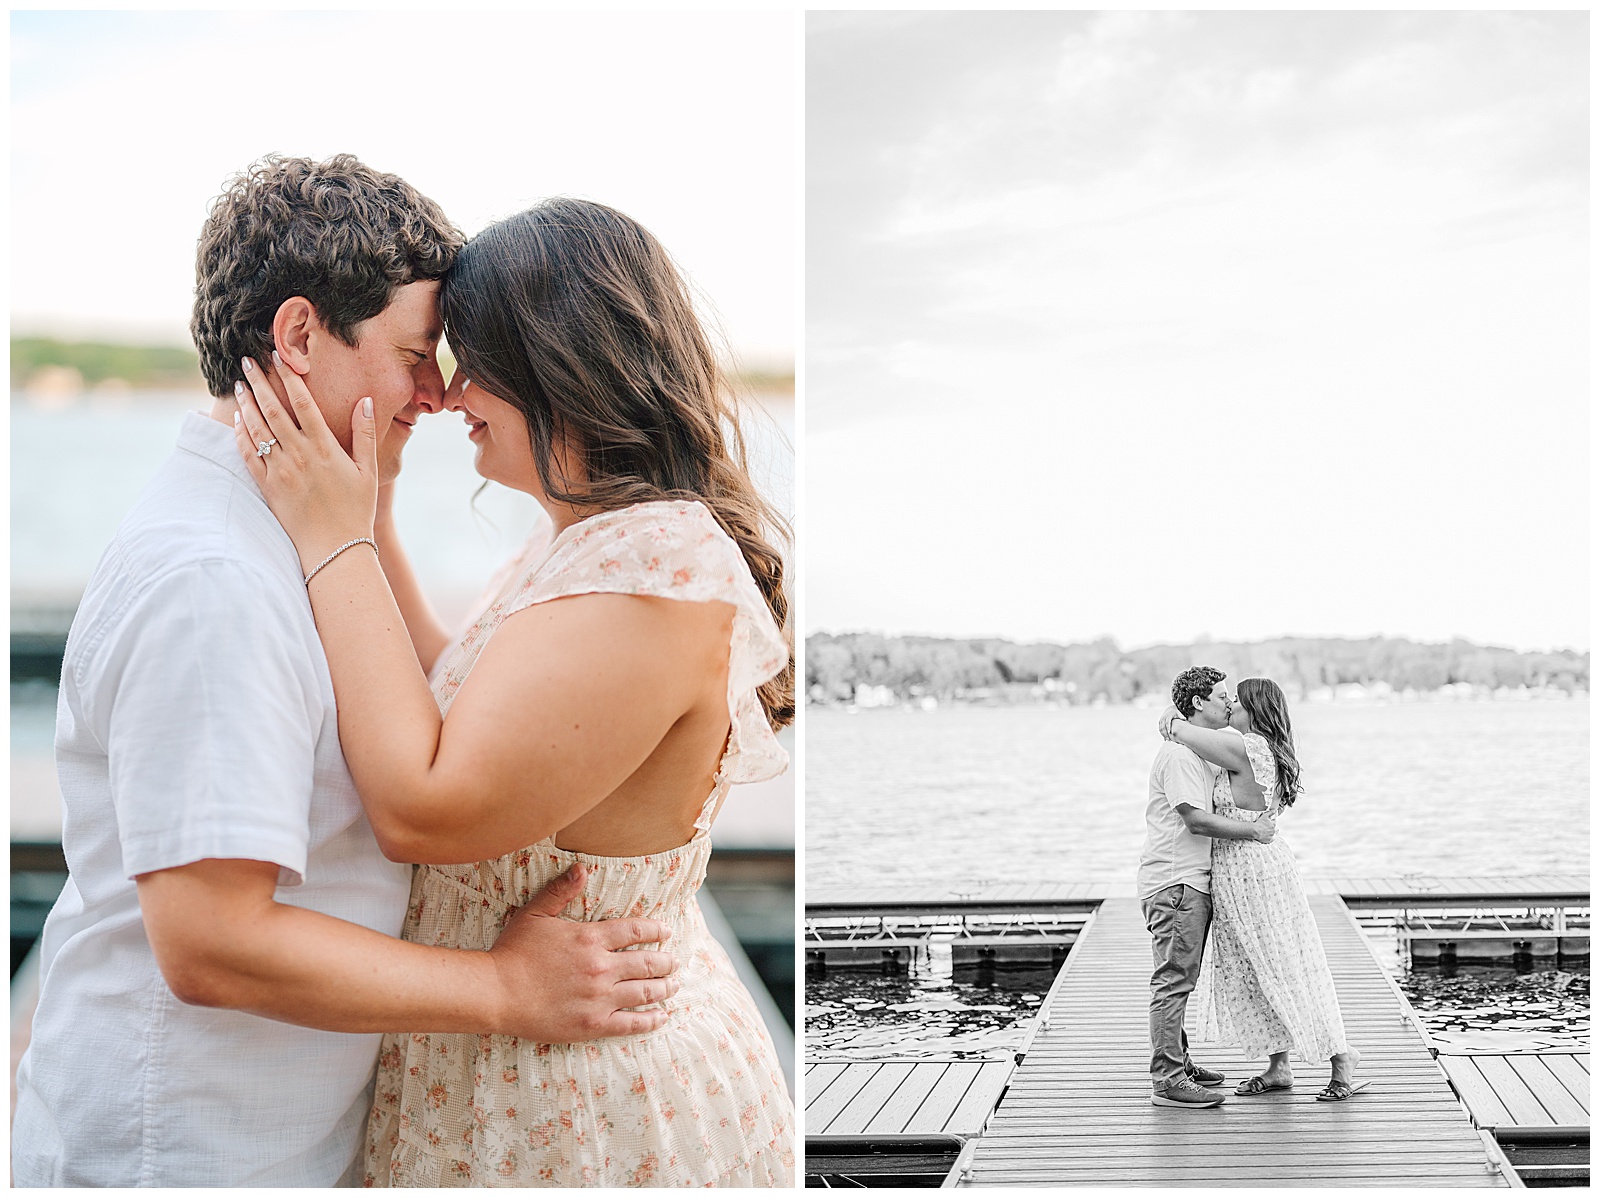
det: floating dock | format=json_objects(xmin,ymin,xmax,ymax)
[
  {"xmin": 806, "ymin": 876, "xmax": 1587, "ymax": 1187},
  {"xmin": 956, "ymin": 893, "xmax": 1506, "ymax": 1187},
  {"xmin": 1437, "ymin": 1050, "xmax": 1589, "ymax": 1185}
]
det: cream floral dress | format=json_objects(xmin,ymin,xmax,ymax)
[
  {"xmin": 362, "ymin": 500, "xmax": 795, "ymax": 1187},
  {"xmin": 1192, "ymin": 731, "xmax": 1350, "ymax": 1063}
]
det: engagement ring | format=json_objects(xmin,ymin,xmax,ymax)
[{"xmin": 256, "ymin": 438, "xmax": 278, "ymax": 457}]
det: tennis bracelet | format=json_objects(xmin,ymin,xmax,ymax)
[{"xmin": 303, "ymin": 537, "xmax": 378, "ymax": 586}]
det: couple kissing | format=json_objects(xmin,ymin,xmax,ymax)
[{"xmin": 1138, "ymin": 665, "xmax": 1364, "ymax": 1109}]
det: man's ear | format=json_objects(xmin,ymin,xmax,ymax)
[{"xmin": 271, "ymin": 297, "xmax": 318, "ymax": 376}]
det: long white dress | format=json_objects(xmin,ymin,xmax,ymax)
[
  {"xmin": 361, "ymin": 500, "xmax": 796, "ymax": 1187},
  {"xmin": 1192, "ymin": 731, "xmax": 1350, "ymax": 1063}
]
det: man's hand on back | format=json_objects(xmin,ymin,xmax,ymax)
[
  {"xmin": 1252, "ymin": 815, "xmax": 1277, "ymax": 844},
  {"xmin": 487, "ymin": 865, "xmax": 681, "ymax": 1042}
]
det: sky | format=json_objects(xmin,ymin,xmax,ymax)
[
  {"xmin": 806, "ymin": 11, "xmax": 1588, "ymax": 654},
  {"xmin": 10, "ymin": 10, "xmax": 797, "ymax": 369}
]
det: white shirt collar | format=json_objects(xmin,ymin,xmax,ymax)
[{"xmin": 176, "ymin": 409, "xmax": 264, "ymax": 493}]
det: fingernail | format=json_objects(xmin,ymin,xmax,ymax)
[
  {"xmin": 271, "ymin": 350, "xmax": 281, "ymax": 368},
  {"xmin": 241, "ymin": 357, "xmax": 252, "ymax": 373},
  {"xmin": 363, "ymin": 396, "xmax": 373, "ymax": 417},
  {"xmin": 461, "ymin": 378, "xmax": 470, "ymax": 394},
  {"xmin": 234, "ymin": 411, "xmax": 241, "ymax": 425},
  {"xmin": 234, "ymin": 381, "xmax": 244, "ymax": 398}
]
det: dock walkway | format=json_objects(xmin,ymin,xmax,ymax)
[{"xmin": 959, "ymin": 894, "xmax": 1507, "ymax": 1187}]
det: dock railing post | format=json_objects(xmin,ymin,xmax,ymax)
[
  {"xmin": 941, "ymin": 1138, "xmax": 979, "ymax": 1189},
  {"xmin": 1478, "ymin": 1129, "xmax": 1527, "ymax": 1188}
]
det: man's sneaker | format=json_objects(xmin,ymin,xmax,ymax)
[
  {"xmin": 1185, "ymin": 1062, "xmax": 1226, "ymax": 1087},
  {"xmin": 1152, "ymin": 1077, "xmax": 1226, "ymax": 1108}
]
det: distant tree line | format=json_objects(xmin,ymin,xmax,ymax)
[
  {"xmin": 12, "ymin": 337, "xmax": 791, "ymax": 397},
  {"xmin": 806, "ymin": 633, "xmax": 1590, "ymax": 706},
  {"xmin": 11, "ymin": 338, "xmax": 204, "ymax": 391}
]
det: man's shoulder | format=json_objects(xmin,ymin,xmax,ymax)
[
  {"xmin": 101, "ymin": 450, "xmax": 298, "ymax": 594},
  {"xmin": 1153, "ymin": 739, "xmax": 1203, "ymax": 770},
  {"xmin": 68, "ymin": 460, "xmax": 307, "ymax": 671}
]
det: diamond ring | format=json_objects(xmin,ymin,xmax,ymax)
[{"xmin": 256, "ymin": 438, "xmax": 279, "ymax": 458}]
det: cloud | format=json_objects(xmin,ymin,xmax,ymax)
[{"xmin": 805, "ymin": 11, "xmax": 1588, "ymax": 649}]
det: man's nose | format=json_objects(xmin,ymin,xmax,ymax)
[{"xmin": 414, "ymin": 359, "xmax": 447, "ymax": 413}]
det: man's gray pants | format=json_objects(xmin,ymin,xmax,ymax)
[{"xmin": 1140, "ymin": 882, "xmax": 1212, "ymax": 1089}]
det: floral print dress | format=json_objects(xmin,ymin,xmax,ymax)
[
  {"xmin": 1192, "ymin": 732, "xmax": 1351, "ymax": 1064},
  {"xmin": 362, "ymin": 500, "xmax": 795, "ymax": 1187}
]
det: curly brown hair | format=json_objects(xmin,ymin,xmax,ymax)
[
  {"xmin": 190, "ymin": 153, "xmax": 463, "ymax": 397},
  {"xmin": 1171, "ymin": 665, "xmax": 1226, "ymax": 717},
  {"xmin": 440, "ymin": 199, "xmax": 795, "ymax": 730}
]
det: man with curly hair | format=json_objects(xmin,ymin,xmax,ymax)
[
  {"xmin": 13, "ymin": 156, "xmax": 680, "ymax": 1186},
  {"xmin": 1137, "ymin": 665, "xmax": 1277, "ymax": 1108}
]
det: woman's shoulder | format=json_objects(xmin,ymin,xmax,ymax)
[
  {"xmin": 531, "ymin": 499, "xmax": 743, "ymax": 596},
  {"xmin": 1239, "ymin": 732, "xmax": 1278, "ymax": 791},
  {"xmin": 507, "ymin": 500, "xmax": 782, "ymax": 666},
  {"xmin": 1240, "ymin": 730, "xmax": 1275, "ymax": 757}
]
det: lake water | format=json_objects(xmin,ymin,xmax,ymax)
[
  {"xmin": 11, "ymin": 389, "xmax": 792, "ymax": 627},
  {"xmin": 806, "ymin": 700, "xmax": 1589, "ymax": 1058},
  {"xmin": 806, "ymin": 700, "xmax": 1589, "ymax": 887},
  {"xmin": 804, "ymin": 951, "xmax": 1590, "ymax": 1059}
]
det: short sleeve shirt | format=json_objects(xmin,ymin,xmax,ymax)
[
  {"xmin": 1136, "ymin": 740, "xmax": 1222, "ymax": 898},
  {"xmin": 12, "ymin": 412, "xmax": 413, "ymax": 1187}
]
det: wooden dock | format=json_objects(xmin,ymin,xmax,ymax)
[
  {"xmin": 805, "ymin": 1058, "xmax": 1015, "ymax": 1139},
  {"xmin": 1436, "ymin": 1052, "xmax": 1590, "ymax": 1185},
  {"xmin": 956, "ymin": 894, "xmax": 1508, "ymax": 1187},
  {"xmin": 1437, "ymin": 1051, "xmax": 1589, "ymax": 1138}
]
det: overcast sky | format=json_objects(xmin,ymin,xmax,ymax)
[
  {"xmin": 806, "ymin": 11, "xmax": 1587, "ymax": 654},
  {"xmin": 11, "ymin": 10, "xmax": 796, "ymax": 368}
]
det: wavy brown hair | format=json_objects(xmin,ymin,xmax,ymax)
[
  {"xmin": 440, "ymin": 198, "xmax": 793, "ymax": 729},
  {"xmin": 1236, "ymin": 677, "xmax": 1303, "ymax": 807},
  {"xmin": 191, "ymin": 153, "xmax": 462, "ymax": 398}
]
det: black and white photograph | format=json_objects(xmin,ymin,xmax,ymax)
[{"xmin": 803, "ymin": 10, "xmax": 1588, "ymax": 1188}]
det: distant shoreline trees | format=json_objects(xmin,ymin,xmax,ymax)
[
  {"xmin": 11, "ymin": 338, "xmax": 204, "ymax": 392},
  {"xmin": 10, "ymin": 338, "xmax": 790, "ymax": 398},
  {"xmin": 806, "ymin": 632, "xmax": 1590, "ymax": 707}
]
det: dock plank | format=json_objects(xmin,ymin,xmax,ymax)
[
  {"xmin": 828, "ymin": 1062, "xmax": 915, "ymax": 1135},
  {"xmin": 861, "ymin": 1062, "xmax": 948, "ymax": 1135},
  {"xmin": 946, "ymin": 1060, "xmax": 1013, "ymax": 1133},
  {"xmin": 1440, "ymin": 1057, "xmax": 1517, "ymax": 1129},
  {"xmin": 1474, "ymin": 1055, "xmax": 1556, "ymax": 1127},
  {"xmin": 806, "ymin": 1061, "xmax": 878, "ymax": 1131},
  {"xmin": 1508, "ymin": 1056, "xmax": 1589, "ymax": 1126},
  {"xmin": 960, "ymin": 893, "xmax": 1503, "ymax": 1187},
  {"xmin": 911, "ymin": 1061, "xmax": 984, "ymax": 1135},
  {"xmin": 804, "ymin": 1061, "xmax": 847, "ymax": 1106},
  {"xmin": 1541, "ymin": 1054, "xmax": 1590, "ymax": 1112}
]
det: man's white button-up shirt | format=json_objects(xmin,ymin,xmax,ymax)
[{"xmin": 13, "ymin": 411, "xmax": 413, "ymax": 1187}]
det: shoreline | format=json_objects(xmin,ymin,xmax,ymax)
[{"xmin": 818, "ymin": 685, "xmax": 1591, "ymax": 713}]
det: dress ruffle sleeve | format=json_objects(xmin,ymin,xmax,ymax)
[
  {"xmin": 504, "ymin": 500, "xmax": 789, "ymax": 787},
  {"xmin": 1241, "ymin": 731, "xmax": 1279, "ymax": 797}
]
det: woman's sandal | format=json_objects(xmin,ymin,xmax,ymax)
[
  {"xmin": 1315, "ymin": 1079, "xmax": 1372, "ymax": 1102},
  {"xmin": 1234, "ymin": 1075, "xmax": 1293, "ymax": 1095}
]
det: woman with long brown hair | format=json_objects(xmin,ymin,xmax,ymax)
[
  {"xmin": 1161, "ymin": 676, "xmax": 1365, "ymax": 1102},
  {"xmin": 233, "ymin": 198, "xmax": 794, "ymax": 1185}
]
